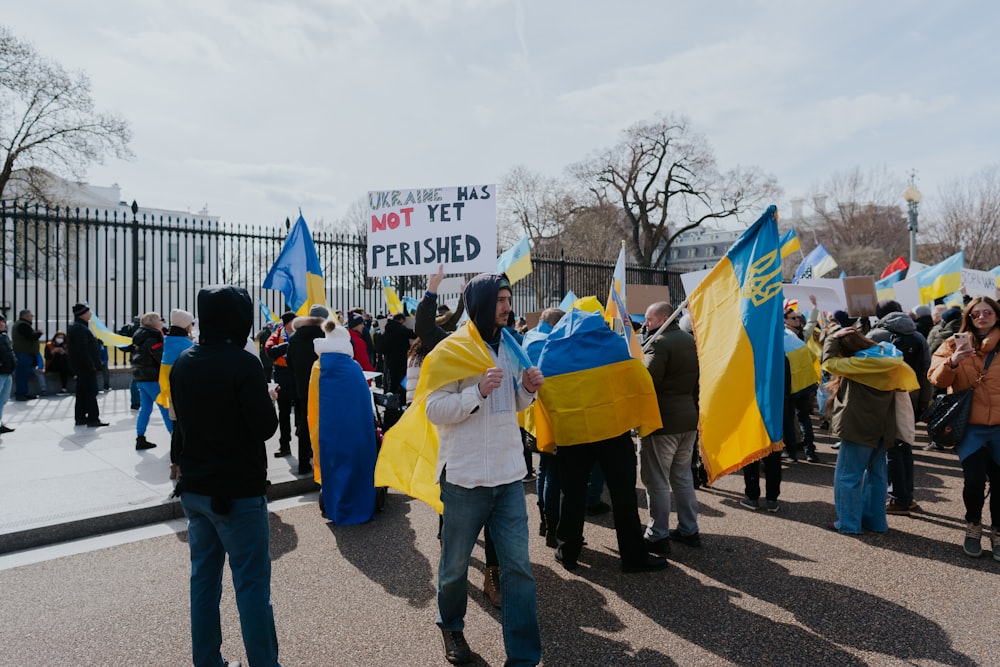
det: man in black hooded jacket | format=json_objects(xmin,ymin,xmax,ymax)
[{"xmin": 170, "ymin": 285, "xmax": 281, "ymax": 667}]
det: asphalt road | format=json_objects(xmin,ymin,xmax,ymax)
[{"xmin": 2, "ymin": 428, "xmax": 998, "ymax": 666}]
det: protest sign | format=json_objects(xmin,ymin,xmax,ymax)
[
  {"xmin": 842, "ymin": 276, "xmax": 878, "ymax": 317},
  {"xmin": 367, "ymin": 185, "xmax": 497, "ymax": 276},
  {"xmin": 961, "ymin": 268, "xmax": 998, "ymax": 299},
  {"xmin": 782, "ymin": 283, "xmax": 844, "ymax": 314}
]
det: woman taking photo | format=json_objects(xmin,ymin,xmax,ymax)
[{"xmin": 928, "ymin": 296, "xmax": 1000, "ymax": 559}]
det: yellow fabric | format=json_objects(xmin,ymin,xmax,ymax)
[
  {"xmin": 382, "ymin": 279, "xmax": 403, "ymax": 315},
  {"xmin": 156, "ymin": 364, "xmax": 172, "ymax": 408},
  {"xmin": 529, "ymin": 359, "xmax": 661, "ymax": 450},
  {"xmin": 373, "ymin": 322, "xmax": 495, "ymax": 513},
  {"xmin": 295, "ymin": 273, "xmax": 327, "ymax": 316},
  {"xmin": 308, "ymin": 361, "xmax": 322, "ymax": 485},
  {"xmin": 689, "ymin": 257, "xmax": 784, "ymax": 485},
  {"xmin": 822, "ymin": 354, "xmax": 918, "ymax": 393},
  {"xmin": 787, "ymin": 345, "xmax": 820, "ymax": 395},
  {"xmin": 505, "ymin": 253, "xmax": 533, "ymax": 285},
  {"xmin": 570, "ymin": 296, "xmax": 604, "ymax": 315}
]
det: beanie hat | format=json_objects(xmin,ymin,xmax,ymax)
[
  {"xmin": 280, "ymin": 311, "xmax": 296, "ymax": 325},
  {"xmin": 72, "ymin": 303, "xmax": 90, "ymax": 317},
  {"xmin": 170, "ymin": 308, "xmax": 195, "ymax": 329},
  {"xmin": 913, "ymin": 305, "xmax": 931, "ymax": 318},
  {"xmin": 941, "ymin": 307, "xmax": 962, "ymax": 323},
  {"xmin": 875, "ymin": 299, "xmax": 902, "ymax": 319},
  {"xmin": 832, "ymin": 310, "xmax": 856, "ymax": 328},
  {"xmin": 347, "ymin": 311, "xmax": 365, "ymax": 329},
  {"xmin": 308, "ymin": 304, "xmax": 330, "ymax": 319}
]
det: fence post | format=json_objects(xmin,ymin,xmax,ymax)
[
  {"xmin": 559, "ymin": 248, "xmax": 566, "ymax": 301},
  {"xmin": 129, "ymin": 200, "xmax": 139, "ymax": 319}
]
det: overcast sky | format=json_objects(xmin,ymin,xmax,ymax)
[{"xmin": 6, "ymin": 0, "xmax": 998, "ymax": 230}]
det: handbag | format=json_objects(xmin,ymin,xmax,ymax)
[{"xmin": 921, "ymin": 347, "xmax": 998, "ymax": 448}]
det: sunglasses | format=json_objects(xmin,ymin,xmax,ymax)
[{"xmin": 970, "ymin": 310, "xmax": 996, "ymax": 319}]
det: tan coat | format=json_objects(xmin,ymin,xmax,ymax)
[{"xmin": 928, "ymin": 327, "xmax": 1000, "ymax": 427}]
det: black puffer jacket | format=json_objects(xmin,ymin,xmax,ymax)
[
  {"xmin": 171, "ymin": 285, "xmax": 278, "ymax": 498},
  {"xmin": 131, "ymin": 326, "xmax": 164, "ymax": 382},
  {"xmin": 0, "ymin": 330, "xmax": 15, "ymax": 375},
  {"xmin": 67, "ymin": 317, "xmax": 101, "ymax": 375}
]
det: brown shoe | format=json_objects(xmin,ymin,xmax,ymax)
[
  {"xmin": 885, "ymin": 502, "xmax": 910, "ymax": 516},
  {"xmin": 482, "ymin": 566, "xmax": 501, "ymax": 609}
]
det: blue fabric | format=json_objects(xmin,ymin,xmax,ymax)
[
  {"xmin": 854, "ymin": 341, "xmax": 902, "ymax": 359},
  {"xmin": 0, "ymin": 374, "xmax": 12, "ymax": 424},
  {"xmin": 521, "ymin": 322, "xmax": 553, "ymax": 366},
  {"xmin": 833, "ymin": 438, "xmax": 888, "ymax": 534},
  {"xmin": 129, "ymin": 378, "xmax": 140, "ymax": 406},
  {"xmin": 14, "ymin": 351, "xmax": 33, "ymax": 397},
  {"xmin": 437, "ymin": 475, "xmax": 540, "ymax": 666},
  {"xmin": 317, "ymin": 352, "xmax": 377, "ymax": 525},
  {"xmin": 537, "ymin": 310, "xmax": 631, "ymax": 378},
  {"xmin": 136, "ymin": 381, "xmax": 172, "ymax": 436},
  {"xmin": 181, "ymin": 492, "xmax": 281, "ymax": 667},
  {"xmin": 957, "ymin": 423, "xmax": 1000, "ymax": 464}
]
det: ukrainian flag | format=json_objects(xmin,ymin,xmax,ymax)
[
  {"xmin": 915, "ymin": 250, "xmax": 963, "ymax": 304},
  {"xmin": 784, "ymin": 330, "xmax": 819, "ymax": 394},
  {"xmin": 991, "ymin": 265, "xmax": 1000, "ymax": 289},
  {"xmin": 529, "ymin": 310, "xmax": 661, "ymax": 453},
  {"xmin": 779, "ymin": 228, "xmax": 800, "ymax": 259},
  {"xmin": 688, "ymin": 205, "xmax": 784, "ymax": 483},
  {"xmin": 381, "ymin": 276, "xmax": 403, "ymax": 315},
  {"xmin": 497, "ymin": 235, "xmax": 533, "ymax": 285},
  {"xmin": 90, "ymin": 312, "xmax": 133, "ymax": 348},
  {"xmin": 604, "ymin": 244, "xmax": 643, "ymax": 359},
  {"xmin": 263, "ymin": 213, "xmax": 326, "ymax": 316},
  {"xmin": 258, "ymin": 300, "xmax": 279, "ymax": 323},
  {"xmin": 875, "ymin": 269, "xmax": 903, "ymax": 301},
  {"xmin": 156, "ymin": 335, "xmax": 194, "ymax": 408},
  {"xmin": 373, "ymin": 321, "xmax": 496, "ymax": 513}
]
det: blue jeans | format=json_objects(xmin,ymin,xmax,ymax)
[
  {"xmin": 14, "ymin": 351, "xmax": 34, "ymax": 397},
  {"xmin": 833, "ymin": 439, "xmax": 888, "ymax": 534},
  {"xmin": 438, "ymin": 474, "xmax": 540, "ymax": 667},
  {"xmin": 181, "ymin": 492, "xmax": 281, "ymax": 667},
  {"xmin": 129, "ymin": 378, "xmax": 140, "ymax": 407},
  {"xmin": 136, "ymin": 380, "xmax": 172, "ymax": 436},
  {"xmin": 0, "ymin": 374, "xmax": 12, "ymax": 424}
]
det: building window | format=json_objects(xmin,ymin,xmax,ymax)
[
  {"xmin": 686, "ymin": 247, "xmax": 697, "ymax": 258},
  {"xmin": 706, "ymin": 246, "xmax": 716, "ymax": 257},
  {"xmin": 167, "ymin": 243, "xmax": 178, "ymax": 263},
  {"xmin": 194, "ymin": 244, "xmax": 205, "ymax": 265},
  {"xmin": 670, "ymin": 249, "xmax": 679, "ymax": 260}
]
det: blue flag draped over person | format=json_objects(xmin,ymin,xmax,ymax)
[
  {"xmin": 262, "ymin": 212, "xmax": 326, "ymax": 316},
  {"xmin": 687, "ymin": 205, "xmax": 785, "ymax": 483},
  {"xmin": 792, "ymin": 243, "xmax": 838, "ymax": 283}
]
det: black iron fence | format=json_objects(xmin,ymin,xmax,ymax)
[{"xmin": 1, "ymin": 201, "xmax": 684, "ymax": 365}]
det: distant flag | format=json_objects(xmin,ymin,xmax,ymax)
[
  {"xmin": 880, "ymin": 256, "xmax": 909, "ymax": 280},
  {"xmin": 403, "ymin": 295, "xmax": 419, "ymax": 314},
  {"xmin": 688, "ymin": 205, "xmax": 785, "ymax": 484},
  {"xmin": 89, "ymin": 312, "xmax": 133, "ymax": 349},
  {"xmin": 558, "ymin": 291, "xmax": 578, "ymax": 312},
  {"xmin": 262, "ymin": 212, "xmax": 326, "ymax": 316},
  {"xmin": 875, "ymin": 269, "xmax": 904, "ymax": 301},
  {"xmin": 779, "ymin": 228, "xmax": 800, "ymax": 259},
  {"xmin": 497, "ymin": 235, "xmax": 533, "ymax": 285},
  {"xmin": 792, "ymin": 243, "xmax": 838, "ymax": 283},
  {"xmin": 990, "ymin": 265, "xmax": 1000, "ymax": 290},
  {"xmin": 258, "ymin": 300, "xmax": 279, "ymax": 323},
  {"xmin": 838, "ymin": 270, "xmax": 847, "ymax": 279},
  {"xmin": 381, "ymin": 276, "xmax": 404, "ymax": 315},
  {"xmin": 915, "ymin": 251, "xmax": 964, "ymax": 304},
  {"xmin": 604, "ymin": 243, "xmax": 642, "ymax": 359}
]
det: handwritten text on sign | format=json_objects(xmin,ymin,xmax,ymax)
[{"xmin": 366, "ymin": 184, "xmax": 497, "ymax": 277}]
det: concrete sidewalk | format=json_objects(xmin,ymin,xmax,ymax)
[{"xmin": 0, "ymin": 389, "xmax": 317, "ymax": 554}]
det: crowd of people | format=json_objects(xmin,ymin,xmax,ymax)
[{"xmin": 2, "ymin": 277, "xmax": 998, "ymax": 667}]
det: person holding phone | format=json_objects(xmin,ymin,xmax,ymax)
[{"xmin": 928, "ymin": 296, "xmax": 1000, "ymax": 559}]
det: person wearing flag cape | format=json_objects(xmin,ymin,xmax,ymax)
[{"xmin": 427, "ymin": 273, "xmax": 543, "ymax": 667}]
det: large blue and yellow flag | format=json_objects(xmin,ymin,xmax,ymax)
[
  {"xmin": 915, "ymin": 250, "xmax": 963, "ymax": 304},
  {"xmin": 688, "ymin": 205, "xmax": 785, "ymax": 483},
  {"xmin": 779, "ymin": 228, "xmax": 800, "ymax": 259},
  {"xmin": 497, "ymin": 235, "xmax": 533, "ymax": 285},
  {"xmin": 528, "ymin": 309, "xmax": 661, "ymax": 453},
  {"xmin": 262, "ymin": 213, "xmax": 326, "ymax": 316},
  {"xmin": 875, "ymin": 269, "xmax": 904, "ymax": 301},
  {"xmin": 90, "ymin": 312, "xmax": 133, "ymax": 349},
  {"xmin": 373, "ymin": 322, "xmax": 495, "ymax": 513}
]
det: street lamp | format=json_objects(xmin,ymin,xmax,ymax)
[{"xmin": 902, "ymin": 180, "xmax": 921, "ymax": 266}]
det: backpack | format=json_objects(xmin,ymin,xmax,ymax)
[{"xmin": 890, "ymin": 332, "xmax": 924, "ymax": 375}]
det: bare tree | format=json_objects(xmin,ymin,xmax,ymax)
[
  {"xmin": 927, "ymin": 164, "xmax": 1000, "ymax": 269},
  {"xmin": 570, "ymin": 113, "xmax": 780, "ymax": 268},
  {"xmin": 803, "ymin": 166, "xmax": 909, "ymax": 276},
  {"xmin": 0, "ymin": 25, "xmax": 132, "ymax": 202}
]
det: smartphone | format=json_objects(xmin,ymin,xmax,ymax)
[{"xmin": 955, "ymin": 332, "xmax": 972, "ymax": 350}]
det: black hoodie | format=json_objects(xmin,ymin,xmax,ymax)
[
  {"xmin": 463, "ymin": 273, "xmax": 511, "ymax": 345},
  {"xmin": 171, "ymin": 285, "xmax": 278, "ymax": 498}
]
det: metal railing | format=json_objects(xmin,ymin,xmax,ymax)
[{"xmin": 1, "ymin": 201, "xmax": 684, "ymax": 365}]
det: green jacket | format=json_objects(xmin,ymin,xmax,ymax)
[
  {"xmin": 642, "ymin": 322, "xmax": 699, "ymax": 435},
  {"xmin": 822, "ymin": 335, "xmax": 897, "ymax": 447},
  {"xmin": 11, "ymin": 317, "xmax": 41, "ymax": 355}
]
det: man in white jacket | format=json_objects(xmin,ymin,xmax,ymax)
[{"xmin": 426, "ymin": 273, "xmax": 544, "ymax": 667}]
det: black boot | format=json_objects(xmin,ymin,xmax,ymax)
[{"xmin": 136, "ymin": 435, "xmax": 157, "ymax": 450}]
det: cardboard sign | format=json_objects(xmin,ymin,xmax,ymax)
[
  {"xmin": 626, "ymin": 284, "xmax": 673, "ymax": 315},
  {"xmin": 842, "ymin": 276, "xmax": 878, "ymax": 317},
  {"xmin": 367, "ymin": 185, "xmax": 497, "ymax": 277},
  {"xmin": 961, "ymin": 268, "xmax": 998, "ymax": 299}
]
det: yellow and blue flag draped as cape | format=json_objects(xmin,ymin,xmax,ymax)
[
  {"xmin": 688, "ymin": 205, "xmax": 785, "ymax": 484},
  {"xmin": 373, "ymin": 322, "xmax": 496, "ymax": 513},
  {"xmin": 784, "ymin": 329, "xmax": 820, "ymax": 395},
  {"xmin": 497, "ymin": 235, "xmax": 533, "ymax": 285},
  {"xmin": 527, "ymin": 309, "xmax": 661, "ymax": 453},
  {"xmin": 915, "ymin": 250, "xmax": 963, "ymax": 304},
  {"xmin": 156, "ymin": 335, "xmax": 194, "ymax": 408},
  {"xmin": 779, "ymin": 228, "xmax": 800, "ymax": 259},
  {"xmin": 262, "ymin": 212, "xmax": 326, "ymax": 316},
  {"xmin": 822, "ymin": 342, "xmax": 918, "ymax": 393}
]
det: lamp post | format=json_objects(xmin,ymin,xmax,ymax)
[{"xmin": 902, "ymin": 180, "xmax": 921, "ymax": 266}]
